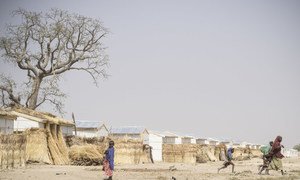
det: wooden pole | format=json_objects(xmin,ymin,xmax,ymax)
[{"xmin": 72, "ymin": 112, "xmax": 77, "ymax": 136}]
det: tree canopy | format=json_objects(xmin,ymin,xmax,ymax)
[
  {"xmin": 0, "ymin": 8, "xmax": 109, "ymax": 113},
  {"xmin": 293, "ymin": 144, "xmax": 300, "ymax": 152}
]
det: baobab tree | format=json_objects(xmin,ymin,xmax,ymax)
[{"xmin": 0, "ymin": 9, "xmax": 109, "ymax": 113}]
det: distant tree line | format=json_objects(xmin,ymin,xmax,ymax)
[{"xmin": 293, "ymin": 144, "xmax": 300, "ymax": 151}]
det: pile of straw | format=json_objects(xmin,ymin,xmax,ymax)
[
  {"xmin": 163, "ymin": 144, "xmax": 197, "ymax": 163},
  {"xmin": 45, "ymin": 124, "xmax": 69, "ymax": 165},
  {"xmin": 216, "ymin": 145, "xmax": 227, "ymax": 161},
  {"xmin": 214, "ymin": 144, "xmax": 226, "ymax": 161},
  {"xmin": 69, "ymin": 144, "xmax": 104, "ymax": 166},
  {"xmin": 67, "ymin": 137, "xmax": 151, "ymax": 165},
  {"xmin": 23, "ymin": 127, "xmax": 70, "ymax": 165},
  {"xmin": 233, "ymin": 147, "xmax": 252, "ymax": 161},
  {"xmin": 24, "ymin": 126, "xmax": 70, "ymax": 165},
  {"xmin": 24, "ymin": 128, "xmax": 52, "ymax": 164},
  {"xmin": 250, "ymin": 149, "xmax": 263, "ymax": 158},
  {"xmin": 113, "ymin": 138, "xmax": 149, "ymax": 164},
  {"xmin": 195, "ymin": 145, "xmax": 211, "ymax": 163},
  {"xmin": 65, "ymin": 136, "xmax": 105, "ymax": 147},
  {"xmin": 163, "ymin": 144, "xmax": 226, "ymax": 163}
]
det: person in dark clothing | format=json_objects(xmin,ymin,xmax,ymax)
[
  {"xmin": 266, "ymin": 136, "xmax": 285, "ymax": 175},
  {"xmin": 218, "ymin": 147, "xmax": 235, "ymax": 173},
  {"xmin": 103, "ymin": 140, "xmax": 115, "ymax": 180},
  {"xmin": 258, "ymin": 141, "xmax": 273, "ymax": 174}
]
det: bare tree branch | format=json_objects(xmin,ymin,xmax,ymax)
[
  {"xmin": 0, "ymin": 8, "xmax": 109, "ymax": 113},
  {"xmin": 0, "ymin": 75, "xmax": 22, "ymax": 107}
]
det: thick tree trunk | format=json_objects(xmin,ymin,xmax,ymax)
[{"xmin": 27, "ymin": 77, "xmax": 42, "ymax": 109}]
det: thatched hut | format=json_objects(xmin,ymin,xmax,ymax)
[
  {"xmin": 12, "ymin": 108, "xmax": 74, "ymax": 136},
  {"xmin": 0, "ymin": 108, "xmax": 75, "ymax": 168}
]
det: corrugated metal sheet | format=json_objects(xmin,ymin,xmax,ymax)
[
  {"xmin": 161, "ymin": 131, "xmax": 179, "ymax": 137},
  {"xmin": 207, "ymin": 137, "xmax": 220, "ymax": 142},
  {"xmin": 110, "ymin": 126, "xmax": 146, "ymax": 134},
  {"xmin": 148, "ymin": 130, "xmax": 164, "ymax": 137},
  {"xmin": 76, "ymin": 121, "xmax": 102, "ymax": 128}
]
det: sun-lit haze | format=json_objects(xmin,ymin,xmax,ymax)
[{"xmin": 0, "ymin": 0, "xmax": 299, "ymax": 147}]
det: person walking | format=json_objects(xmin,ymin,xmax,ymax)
[
  {"xmin": 266, "ymin": 136, "xmax": 285, "ymax": 175},
  {"xmin": 103, "ymin": 140, "xmax": 115, "ymax": 180}
]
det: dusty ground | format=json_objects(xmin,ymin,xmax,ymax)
[{"xmin": 1, "ymin": 158, "xmax": 300, "ymax": 180}]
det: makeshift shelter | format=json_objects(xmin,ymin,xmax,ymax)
[
  {"xmin": 243, "ymin": 142, "xmax": 254, "ymax": 149},
  {"xmin": 11, "ymin": 108, "xmax": 74, "ymax": 136},
  {"xmin": 69, "ymin": 144, "xmax": 104, "ymax": 166},
  {"xmin": 162, "ymin": 144, "xmax": 227, "ymax": 163},
  {"xmin": 254, "ymin": 144, "xmax": 262, "ymax": 149},
  {"xmin": 0, "ymin": 132, "xmax": 26, "ymax": 169},
  {"xmin": 0, "ymin": 109, "xmax": 17, "ymax": 134},
  {"xmin": 162, "ymin": 131, "xmax": 182, "ymax": 144},
  {"xmin": 179, "ymin": 134, "xmax": 196, "ymax": 144},
  {"xmin": 67, "ymin": 136, "xmax": 152, "ymax": 165},
  {"xmin": 75, "ymin": 121, "xmax": 108, "ymax": 137},
  {"xmin": 232, "ymin": 141, "xmax": 244, "ymax": 148},
  {"xmin": 207, "ymin": 138, "xmax": 220, "ymax": 146},
  {"xmin": 1, "ymin": 108, "xmax": 74, "ymax": 167},
  {"xmin": 196, "ymin": 138, "xmax": 210, "ymax": 145},
  {"xmin": 219, "ymin": 140, "xmax": 233, "ymax": 148},
  {"xmin": 109, "ymin": 126, "xmax": 149, "ymax": 142},
  {"xmin": 61, "ymin": 125, "xmax": 74, "ymax": 136},
  {"xmin": 144, "ymin": 130, "xmax": 163, "ymax": 162},
  {"xmin": 163, "ymin": 144, "xmax": 197, "ymax": 163}
]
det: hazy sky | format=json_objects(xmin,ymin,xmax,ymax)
[{"xmin": 0, "ymin": 0, "xmax": 299, "ymax": 147}]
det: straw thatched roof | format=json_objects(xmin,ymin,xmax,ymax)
[
  {"xmin": 10, "ymin": 108, "xmax": 74, "ymax": 126},
  {"xmin": 0, "ymin": 108, "xmax": 17, "ymax": 120}
]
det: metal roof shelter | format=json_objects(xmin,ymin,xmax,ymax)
[
  {"xmin": 110, "ymin": 126, "xmax": 148, "ymax": 134},
  {"xmin": 76, "ymin": 121, "xmax": 103, "ymax": 129},
  {"xmin": 74, "ymin": 121, "xmax": 109, "ymax": 137},
  {"xmin": 161, "ymin": 131, "xmax": 179, "ymax": 137}
]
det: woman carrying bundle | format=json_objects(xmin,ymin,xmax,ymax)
[{"xmin": 266, "ymin": 136, "xmax": 285, "ymax": 175}]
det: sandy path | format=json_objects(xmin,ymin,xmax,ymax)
[{"xmin": 1, "ymin": 158, "xmax": 300, "ymax": 180}]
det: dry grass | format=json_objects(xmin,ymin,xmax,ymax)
[
  {"xmin": 69, "ymin": 144, "xmax": 103, "ymax": 166},
  {"xmin": 57, "ymin": 125, "xmax": 70, "ymax": 163},
  {"xmin": 0, "ymin": 133, "xmax": 26, "ymax": 169},
  {"xmin": 24, "ymin": 128, "xmax": 52, "ymax": 164},
  {"xmin": 67, "ymin": 136, "xmax": 151, "ymax": 165},
  {"xmin": 23, "ymin": 127, "xmax": 70, "ymax": 165},
  {"xmin": 162, "ymin": 144, "xmax": 260, "ymax": 164},
  {"xmin": 13, "ymin": 108, "xmax": 73, "ymax": 126},
  {"xmin": 46, "ymin": 124, "xmax": 69, "ymax": 165},
  {"xmin": 163, "ymin": 144, "xmax": 222, "ymax": 163}
]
